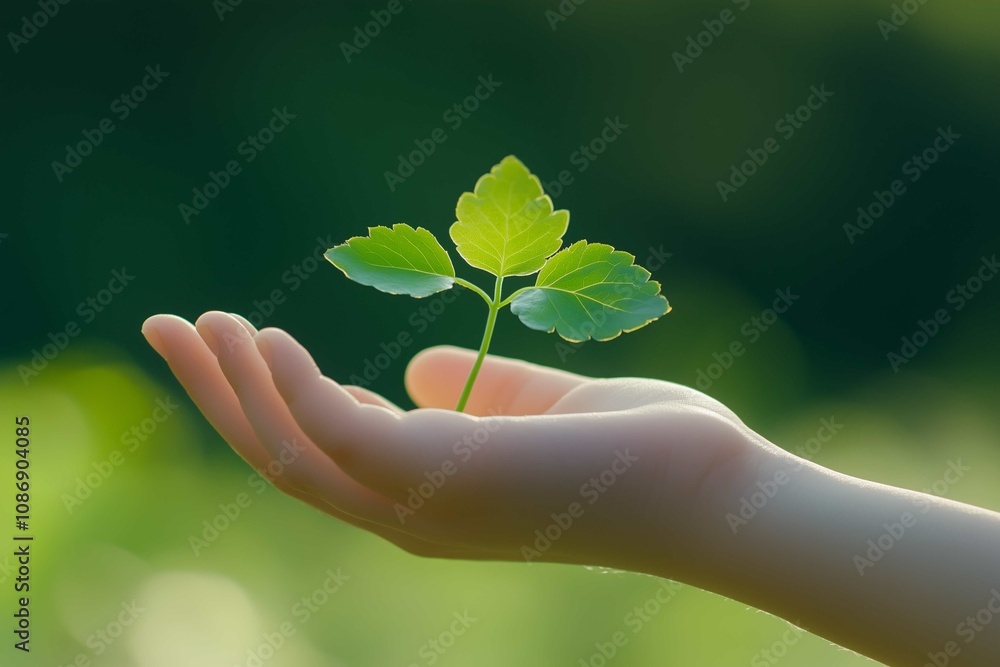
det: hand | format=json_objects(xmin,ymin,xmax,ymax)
[
  {"xmin": 142, "ymin": 311, "xmax": 1000, "ymax": 664},
  {"xmin": 141, "ymin": 311, "xmax": 766, "ymax": 578}
]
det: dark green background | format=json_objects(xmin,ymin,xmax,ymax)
[{"xmin": 3, "ymin": 1, "xmax": 999, "ymax": 665}]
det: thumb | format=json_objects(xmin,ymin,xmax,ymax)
[{"xmin": 404, "ymin": 345, "xmax": 587, "ymax": 416}]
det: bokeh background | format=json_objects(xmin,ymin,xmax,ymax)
[{"xmin": 3, "ymin": 1, "xmax": 1000, "ymax": 665}]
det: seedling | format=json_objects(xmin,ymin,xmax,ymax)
[{"xmin": 325, "ymin": 156, "xmax": 670, "ymax": 412}]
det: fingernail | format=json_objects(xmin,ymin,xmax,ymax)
[{"xmin": 141, "ymin": 322, "xmax": 167, "ymax": 358}]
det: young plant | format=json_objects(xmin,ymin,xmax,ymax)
[{"xmin": 325, "ymin": 156, "xmax": 670, "ymax": 412}]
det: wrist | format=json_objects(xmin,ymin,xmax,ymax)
[
  {"xmin": 692, "ymin": 445, "xmax": 837, "ymax": 591},
  {"xmin": 611, "ymin": 415, "xmax": 838, "ymax": 601},
  {"xmin": 681, "ymin": 433, "xmax": 822, "ymax": 590},
  {"xmin": 608, "ymin": 417, "xmax": 788, "ymax": 585}
]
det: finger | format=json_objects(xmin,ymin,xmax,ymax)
[
  {"xmin": 255, "ymin": 327, "xmax": 528, "ymax": 500},
  {"xmin": 405, "ymin": 345, "xmax": 587, "ymax": 416},
  {"xmin": 344, "ymin": 385, "xmax": 404, "ymax": 413},
  {"xmin": 252, "ymin": 326, "xmax": 539, "ymax": 554},
  {"xmin": 229, "ymin": 312, "xmax": 258, "ymax": 335},
  {"xmin": 195, "ymin": 311, "xmax": 404, "ymax": 523},
  {"xmin": 253, "ymin": 326, "xmax": 407, "ymax": 470},
  {"xmin": 255, "ymin": 328, "xmax": 488, "ymax": 494},
  {"xmin": 143, "ymin": 314, "xmax": 480, "ymax": 558},
  {"xmin": 142, "ymin": 314, "xmax": 273, "ymax": 462},
  {"xmin": 142, "ymin": 314, "xmax": 327, "ymax": 498}
]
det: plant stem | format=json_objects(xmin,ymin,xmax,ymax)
[
  {"xmin": 453, "ymin": 277, "xmax": 493, "ymax": 305},
  {"xmin": 497, "ymin": 286, "xmax": 532, "ymax": 309},
  {"xmin": 455, "ymin": 276, "xmax": 503, "ymax": 412}
]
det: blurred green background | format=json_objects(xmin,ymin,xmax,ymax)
[{"xmin": 3, "ymin": 0, "xmax": 1000, "ymax": 664}]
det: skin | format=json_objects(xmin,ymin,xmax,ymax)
[{"xmin": 143, "ymin": 311, "xmax": 1000, "ymax": 665}]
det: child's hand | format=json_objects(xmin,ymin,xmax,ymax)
[
  {"xmin": 142, "ymin": 310, "xmax": 1000, "ymax": 665},
  {"xmin": 141, "ymin": 311, "xmax": 764, "ymax": 577}
]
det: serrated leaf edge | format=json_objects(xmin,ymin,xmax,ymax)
[
  {"xmin": 324, "ymin": 223, "xmax": 456, "ymax": 298},
  {"xmin": 450, "ymin": 156, "xmax": 569, "ymax": 277},
  {"xmin": 511, "ymin": 240, "xmax": 671, "ymax": 342}
]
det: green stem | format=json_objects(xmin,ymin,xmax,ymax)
[
  {"xmin": 453, "ymin": 277, "xmax": 493, "ymax": 305},
  {"xmin": 455, "ymin": 276, "xmax": 503, "ymax": 412},
  {"xmin": 497, "ymin": 286, "xmax": 532, "ymax": 309}
]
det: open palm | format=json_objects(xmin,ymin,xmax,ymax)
[{"xmin": 142, "ymin": 311, "xmax": 761, "ymax": 577}]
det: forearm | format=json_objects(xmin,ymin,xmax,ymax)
[{"xmin": 681, "ymin": 448, "xmax": 1000, "ymax": 665}]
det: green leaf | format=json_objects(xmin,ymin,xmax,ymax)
[
  {"xmin": 324, "ymin": 223, "xmax": 455, "ymax": 298},
  {"xmin": 449, "ymin": 155, "xmax": 568, "ymax": 277},
  {"xmin": 510, "ymin": 241, "xmax": 670, "ymax": 342}
]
